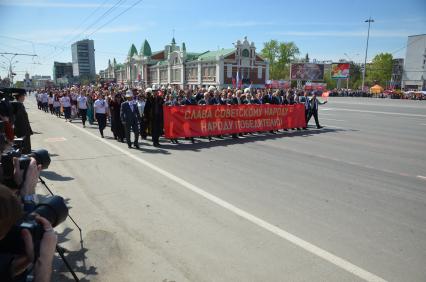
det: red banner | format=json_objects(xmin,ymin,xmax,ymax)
[{"xmin": 163, "ymin": 104, "xmax": 306, "ymax": 138}]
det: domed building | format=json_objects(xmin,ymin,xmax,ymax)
[{"xmin": 99, "ymin": 37, "xmax": 270, "ymax": 89}]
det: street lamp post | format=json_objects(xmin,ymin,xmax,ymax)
[
  {"xmin": 361, "ymin": 17, "xmax": 374, "ymax": 91},
  {"xmin": 1, "ymin": 52, "xmax": 37, "ymax": 87}
]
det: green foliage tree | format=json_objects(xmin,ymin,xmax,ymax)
[
  {"xmin": 14, "ymin": 81, "xmax": 24, "ymax": 88},
  {"xmin": 349, "ymin": 62, "xmax": 362, "ymax": 89},
  {"xmin": 261, "ymin": 40, "xmax": 300, "ymax": 80},
  {"xmin": 305, "ymin": 53, "xmax": 309, "ymax": 62},
  {"xmin": 366, "ymin": 53, "xmax": 393, "ymax": 87}
]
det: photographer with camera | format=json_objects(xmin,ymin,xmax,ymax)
[
  {"xmin": 0, "ymin": 185, "xmax": 57, "ymax": 282},
  {"xmin": 0, "ymin": 113, "xmax": 66, "ymax": 281}
]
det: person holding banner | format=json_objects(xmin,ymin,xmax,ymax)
[{"xmin": 307, "ymin": 93, "xmax": 327, "ymax": 129}]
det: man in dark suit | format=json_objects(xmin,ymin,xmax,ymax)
[
  {"xmin": 12, "ymin": 92, "xmax": 33, "ymax": 153},
  {"xmin": 308, "ymin": 93, "xmax": 327, "ymax": 129},
  {"xmin": 151, "ymin": 91, "xmax": 164, "ymax": 147},
  {"xmin": 121, "ymin": 91, "xmax": 140, "ymax": 149},
  {"xmin": 262, "ymin": 90, "xmax": 273, "ymax": 104}
]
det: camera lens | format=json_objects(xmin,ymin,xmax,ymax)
[
  {"xmin": 29, "ymin": 149, "xmax": 51, "ymax": 169},
  {"xmin": 33, "ymin": 196, "xmax": 68, "ymax": 227}
]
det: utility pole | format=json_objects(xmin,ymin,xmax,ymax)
[
  {"xmin": 361, "ymin": 18, "xmax": 374, "ymax": 91},
  {"xmin": 0, "ymin": 52, "xmax": 37, "ymax": 86}
]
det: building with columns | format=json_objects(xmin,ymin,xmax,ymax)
[{"xmin": 99, "ymin": 37, "xmax": 269, "ymax": 89}]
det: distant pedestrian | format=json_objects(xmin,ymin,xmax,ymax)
[
  {"xmin": 77, "ymin": 92, "xmax": 88, "ymax": 127},
  {"xmin": 60, "ymin": 93, "xmax": 72, "ymax": 122},
  {"xmin": 94, "ymin": 94, "xmax": 108, "ymax": 138}
]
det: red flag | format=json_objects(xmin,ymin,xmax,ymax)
[{"xmin": 322, "ymin": 91, "xmax": 330, "ymax": 101}]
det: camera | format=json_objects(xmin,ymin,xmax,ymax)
[
  {"xmin": 1, "ymin": 137, "xmax": 51, "ymax": 182},
  {"xmin": 0, "ymin": 195, "xmax": 68, "ymax": 256}
]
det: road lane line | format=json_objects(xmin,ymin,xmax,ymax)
[
  {"xmin": 68, "ymin": 122, "xmax": 387, "ymax": 282},
  {"xmin": 417, "ymin": 175, "xmax": 426, "ymax": 180},
  {"xmin": 325, "ymin": 108, "xmax": 426, "ymax": 118}
]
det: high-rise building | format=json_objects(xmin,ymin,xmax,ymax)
[
  {"xmin": 53, "ymin": 61, "xmax": 73, "ymax": 84},
  {"xmin": 402, "ymin": 34, "xmax": 426, "ymax": 91},
  {"xmin": 71, "ymin": 39, "xmax": 96, "ymax": 78}
]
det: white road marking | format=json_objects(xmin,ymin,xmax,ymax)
[
  {"xmin": 68, "ymin": 122, "xmax": 387, "ymax": 282},
  {"xmin": 322, "ymin": 124, "xmax": 345, "ymax": 129},
  {"xmin": 321, "ymin": 118, "xmax": 345, "ymax": 122},
  {"xmin": 44, "ymin": 137, "xmax": 67, "ymax": 142},
  {"xmin": 326, "ymin": 107, "xmax": 426, "ymax": 118},
  {"xmin": 417, "ymin": 175, "xmax": 426, "ymax": 180}
]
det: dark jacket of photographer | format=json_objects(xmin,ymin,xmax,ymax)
[{"xmin": 11, "ymin": 102, "xmax": 33, "ymax": 154}]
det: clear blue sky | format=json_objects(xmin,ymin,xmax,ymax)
[{"xmin": 0, "ymin": 0, "xmax": 425, "ymax": 80}]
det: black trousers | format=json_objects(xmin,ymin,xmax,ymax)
[
  {"xmin": 308, "ymin": 110, "xmax": 320, "ymax": 128},
  {"xmin": 139, "ymin": 117, "xmax": 147, "ymax": 139},
  {"xmin": 125, "ymin": 120, "xmax": 139, "ymax": 145},
  {"xmin": 79, "ymin": 109, "xmax": 87, "ymax": 125},
  {"xmin": 96, "ymin": 113, "xmax": 107, "ymax": 136},
  {"xmin": 152, "ymin": 122, "xmax": 162, "ymax": 145},
  {"xmin": 305, "ymin": 108, "xmax": 310, "ymax": 126}
]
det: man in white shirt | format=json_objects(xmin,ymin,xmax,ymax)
[
  {"xmin": 41, "ymin": 92, "xmax": 49, "ymax": 113},
  {"xmin": 77, "ymin": 93, "xmax": 88, "ymax": 127},
  {"xmin": 94, "ymin": 94, "xmax": 108, "ymax": 138},
  {"xmin": 48, "ymin": 93, "xmax": 54, "ymax": 115},
  {"xmin": 60, "ymin": 93, "xmax": 72, "ymax": 122}
]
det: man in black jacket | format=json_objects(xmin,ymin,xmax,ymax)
[
  {"xmin": 121, "ymin": 91, "xmax": 140, "ymax": 149},
  {"xmin": 151, "ymin": 91, "xmax": 164, "ymax": 147},
  {"xmin": 11, "ymin": 93, "xmax": 33, "ymax": 154},
  {"xmin": 308, "ymin": 93, "xmax": 327, "ymax": 129}
]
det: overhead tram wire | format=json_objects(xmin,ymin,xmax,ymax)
[
  {"xmin": 85, "ymin": 0, "xmax": 144, "ymax": 38},
  {"xmin": 42, "ymin": 0, "xmax": 127, "ymax": 62},
  {"xmin": 47, "ymin": 0, "xmax": 113, "ymax": 54},
  {"xmin": 390, "ymin": 35, "xmax": 424, "ymax": 56}
]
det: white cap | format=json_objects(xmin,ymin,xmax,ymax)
[
  {"xmin": 244, "ymin": 88, "xmax": 250, "ymax": 94},
  {"xmin": 125, "ymin": 90, "xmax": 133, "ymax": 98},
  {"xmin": 208, "ymin": 86, "xmax": 216, "ymax": 92},
  {"xmin": 145, "ymin": 88, "xmax": 153, "ymax": 93}
]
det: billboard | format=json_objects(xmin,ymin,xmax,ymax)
[
  {"xmin": 265, "ymin": 80, "xmax": 290, "ymax": 89},
  {"xmin": 331, "ymin": 63, "xmax": 350, "ymax": 79},
  {"xmin": 290, "ymin": 63, "xmax": 324, "ymax": 81},
  {"xmin": 304, "ymin": 82, "xmax": 327, "ymax": 91}
]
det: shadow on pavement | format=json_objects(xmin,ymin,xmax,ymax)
[
  {"xmin": 52, "ymin": 227, "xmax": 98, "ymax": 282},
  {"xmin": 158, "ymin": 127, "xmax": 354, "ymax": 152},
  {"xmin": 40, "ymin": 171, "xmax": 74, "ymax": 181}
]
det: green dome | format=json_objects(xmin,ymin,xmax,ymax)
[
  {"xmin": 128, "ymin": 44, "xmax": 138, "ymax": 57},
  {"xmin": 140, "ymin": 39, "xmax": 152, "ymax": 57}
]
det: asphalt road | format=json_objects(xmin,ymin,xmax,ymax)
[{"xmin": 27, "ymin": 96, "xmax": 426, "ymax": 282}]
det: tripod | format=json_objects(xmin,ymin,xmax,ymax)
[{"xmin": 39, "ymin": 176, "xmax": 82, "ymax": 282}]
